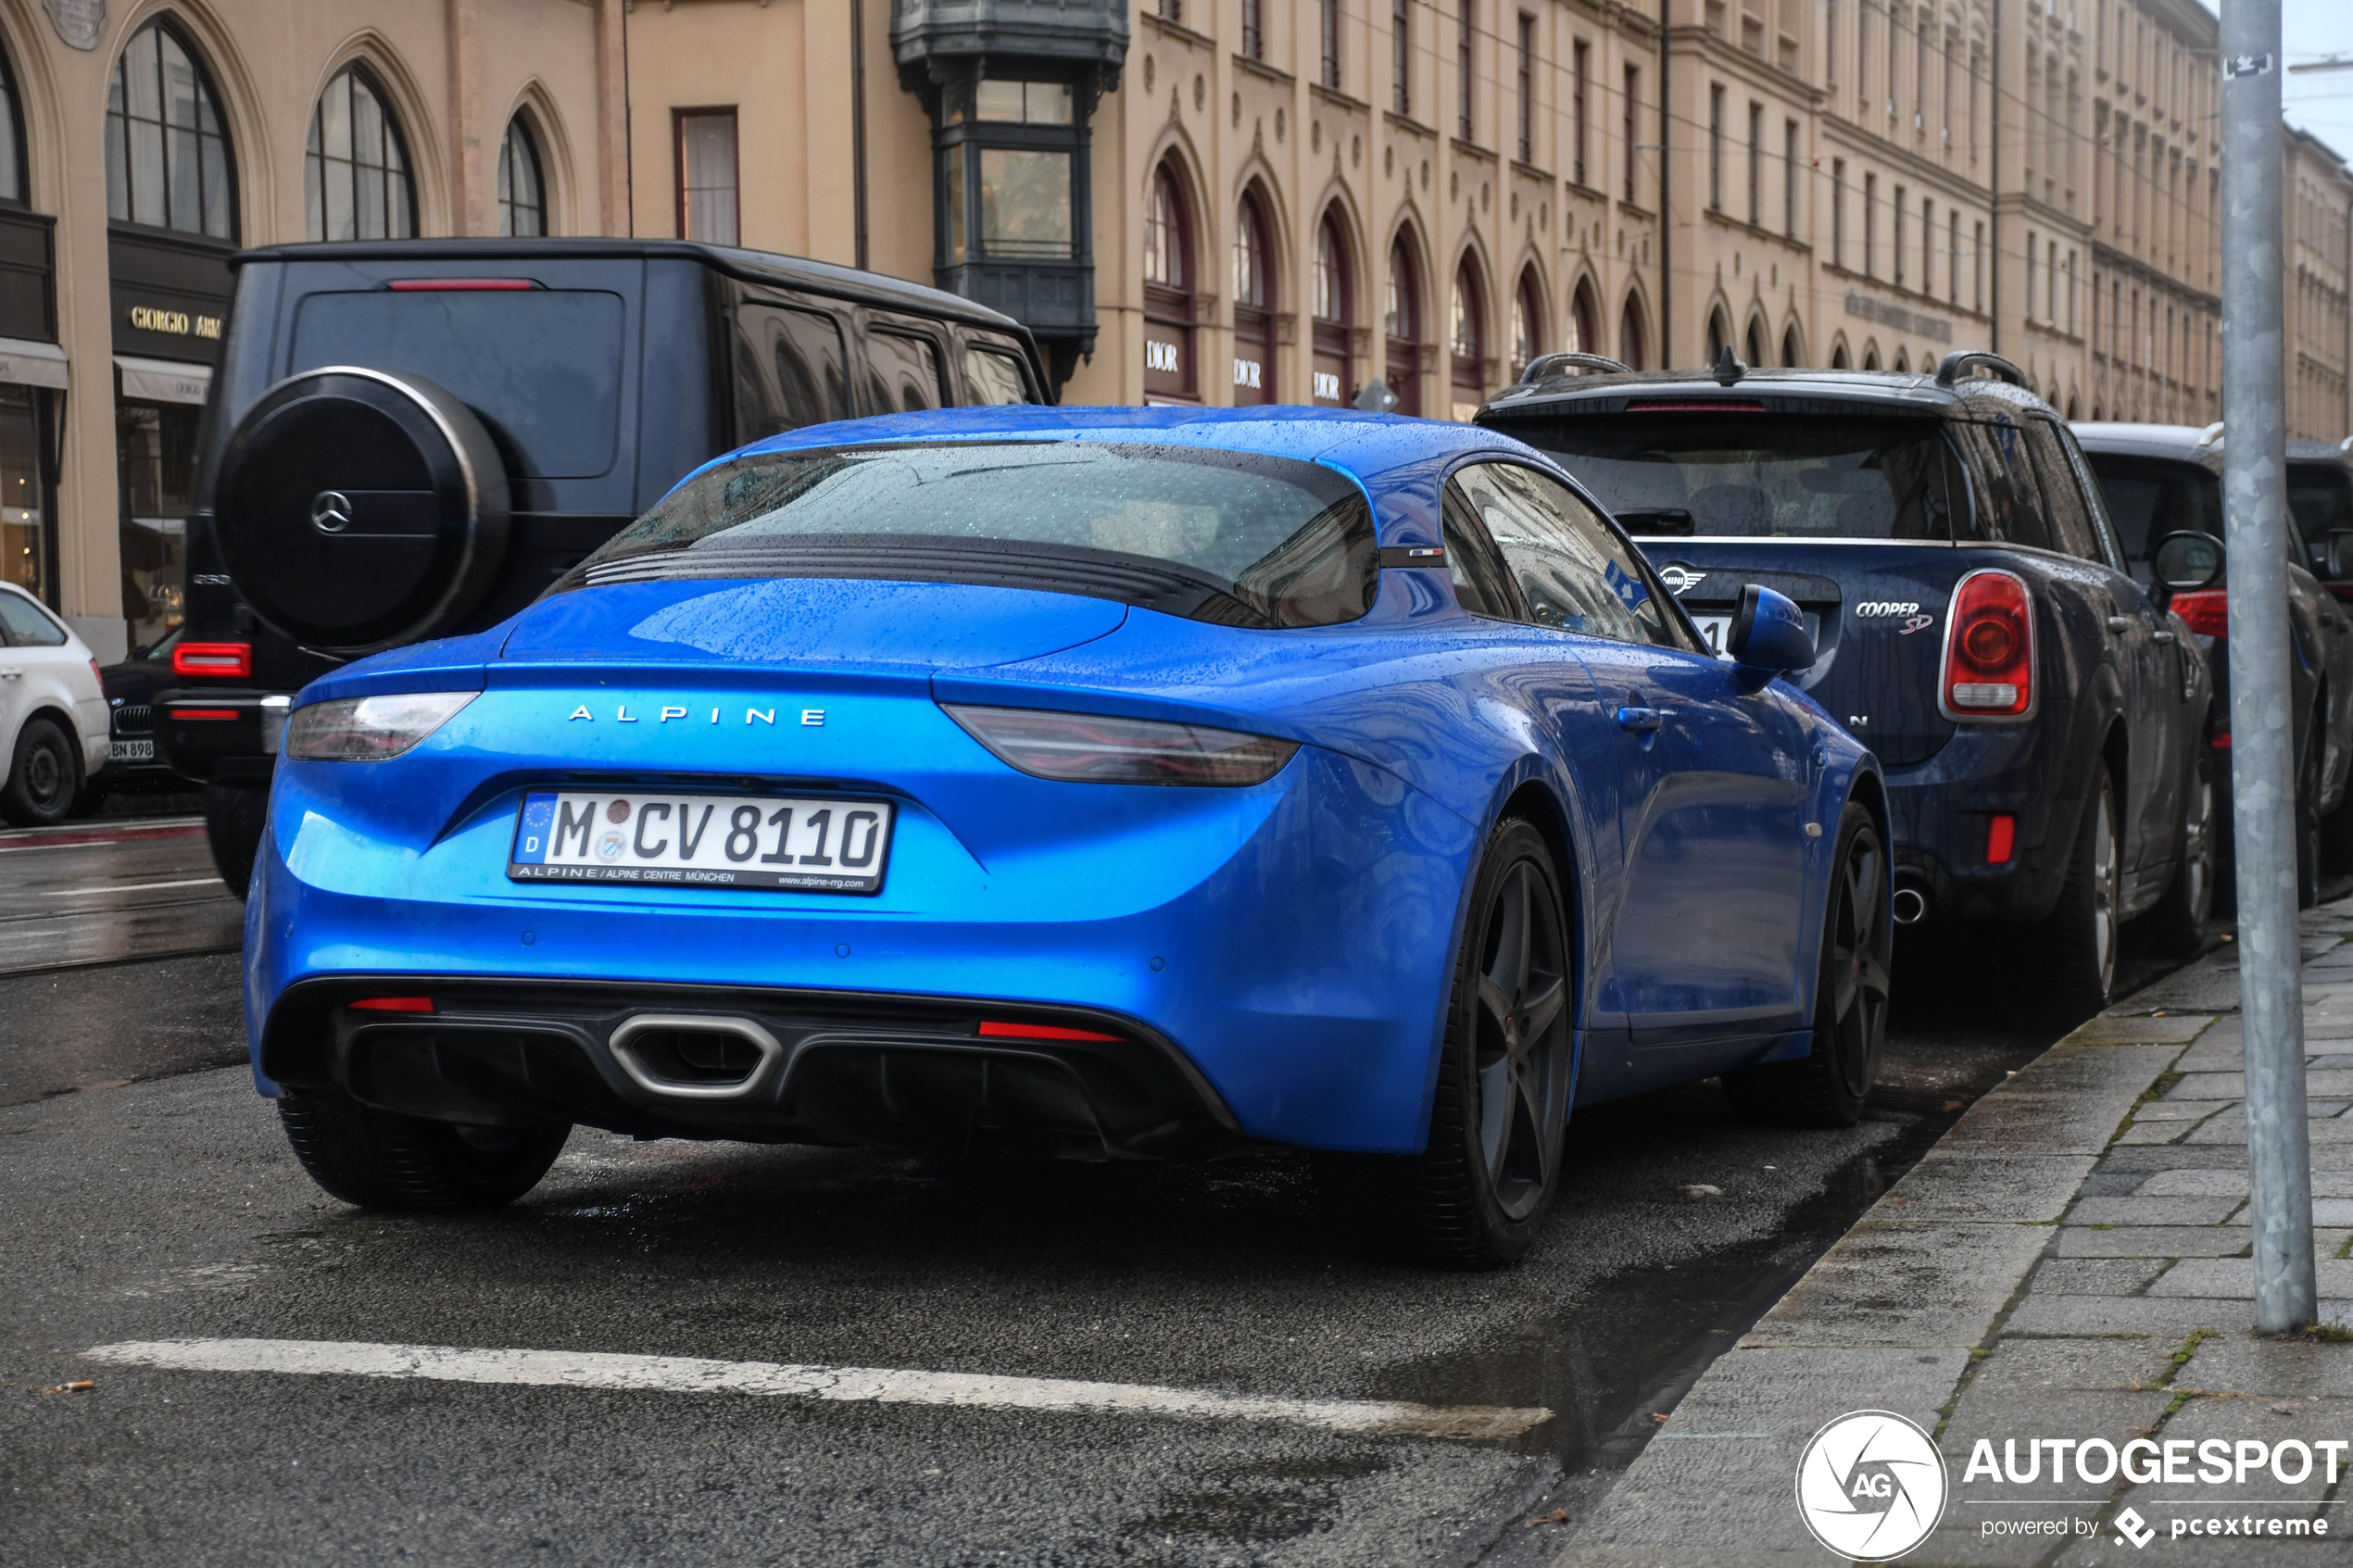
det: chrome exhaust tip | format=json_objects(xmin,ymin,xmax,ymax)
[
  {"xmin": 1891, "ymin": 884, "xmax": 1931, "ymax": 926},
  {"xmin": 608, "ymin": 1013, "xmax": 786, "ymax": 1100}
]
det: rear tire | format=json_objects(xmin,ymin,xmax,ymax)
[
  {"xmin": 2145, "ymin": 747, "xmax": 2217, "ymax": 960},
  {"xmin": 2027, "ymin": 761, "xmax": 2121, "ymax": 1023},
  {"xmin": 204, "ymin": 783, "xmax": 267, "ymax": 898},
  {"xmin": 1723, "ymin": 801, "xmax": 1891, "ymax": 1128},
  {"xmin": 1317, "ymin": 819, "xmax": 1574, "ymax": 1269},
  {"xmin": 278, "ymin": 1089, "xmax": 570, "ymax": 1210},
  {"xmin": 0, "ymin": 716, "xmax": 80, "ymax": 827}
]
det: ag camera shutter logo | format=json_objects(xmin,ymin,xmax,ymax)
[{"xmin": 1795, "ymin": 1410, "xmax": 1949, "ymax": 1561}]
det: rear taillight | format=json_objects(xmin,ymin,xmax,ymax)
[
  {"xmin": 941, "ymin": 705, "xmax": 1298, "ymax": 786},
  {"xmin": 2170, "ymin": 588, "xmax": 2228, "ymax": 638},
  {"xmin": 172, "ymin": 641, "xmax": 252, "ymax": 679},
  {"xmin": 1941, "ymin": 570, "xmax": 2033, "ymax": 719}
]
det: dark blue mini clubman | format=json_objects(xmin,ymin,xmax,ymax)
[{"xmin": 245, "ymin": 407, "xmax": 1885, "ymax": 1266}]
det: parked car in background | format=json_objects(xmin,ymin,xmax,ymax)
[
  {"xmin": 76, "ymin": 626, "xmax": 191, "ymax": 812},
  {"xmin": 2288, "ymin": 437, "xmax": 2353, "ymax": 605},
  {"xmin": 1479, "ymin": 349, "xmax": 2212, "ymax": 1015},
  {"xmin": 2074, "ymin": 421, "xmax": 2353, "ymax": 904},
  {"xmin": 0, "ymin": 582, "xmax": 108, "ymax": 827},
  {"xmin": 152, "ymin": 237, "xmax": 1054, "ymax": 895}
]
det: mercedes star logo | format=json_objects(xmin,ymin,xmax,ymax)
[{"xmin": 310, "ymin": 491, "xmax": 355, "ymax": 533}]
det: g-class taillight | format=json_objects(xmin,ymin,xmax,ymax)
[{"xmin": 1941, "ymin": 570, "xmax": 2033, "ymax": 719}]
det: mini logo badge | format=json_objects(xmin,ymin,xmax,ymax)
[
  {"xmin": 310, "ymin": 491, "xmax": 355, "ymax": 533},
  {"xmin": 1657, "ymin": 563, "xmax": 1707, "ymax": 595},
  {"xmin": 2113, "ymin": 1506, "xmax": 2155, "ymax": 1549},
  {"xmin": 1795, "ymin": 1410, "xmax": 1948, "ymax": 1561}
]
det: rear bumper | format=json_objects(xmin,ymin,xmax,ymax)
[
  {"xmin": 150, "ymin": 685, "xmax": 285, "ymax": 786},
  {"xmin": 1881, "ymin": 720, "xmax": 2075, "ymax": 925}
]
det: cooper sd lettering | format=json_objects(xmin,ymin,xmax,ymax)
[{"xmin": 1854, "ymin": 601, "xmax": 1924, "ymax": 618}]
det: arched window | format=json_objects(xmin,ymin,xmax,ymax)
[
  {"xmin": 1618, "ymin": 295, "xmax": 1646, "ymax": 370},
  {"xmin": 307, "ymin": 64, "xmax": 414, "ymax": 242},
  {"xmin": 107, "ymin": 20, "xmax": 234, "ymax": 238},
  {"xmin": 1569, "ymin": 281, "xmax": 1598, "ymax": 358},
  {"xmin": 1831, "ymin": 341, "xmax": 1851, "ymax": 370},
  {"xmin": 1705, "ymin": 308, "xmax": 1730, "ymax": 366},
  {"xmin": 0, "ymin": 43, "xmax": 25, "ymax": 206},
  {"xmin": 1862, "ymin": 344, "xmax": 1881, "ymax": 370},
  {"xmin": 1385, "ymin": 234, "xmax": 1423, "ymax": 415},
  {"xmin": 1450, "ymin": 256, "xmax": 1487, "ymax": 419},
  {"xmin": 1744, "ymin": 318, "xmax": 1768, "ymax": 369},
  {"xmin": 499, "ymin": 114, "xmax": 547, "ymax": 236},
  {"xmin": 1232, "ymin": 188, "xmax": 1275, "ymax": 405},
  {"xmin": 1142, "ymin": 160, "xmax": 1196, "ymax": 399},
  {"xmin": 1311, "ymin": 208, "xmax": 1353, "ymax": 407},
  {"xmin": 1781, "ymin": 325, "xmax": 1802, "ymax": 367},
  {"xmin": 1894, "ymin": 348, "xmax": 1910, "ymax": 373},
  {"xmin": 2066, "ymin": 394, "xmax": 2081, "ymax": 420},
  {"xmin": 1509, "ymin": 270, "xmax": 1542, "ymax": 380}
]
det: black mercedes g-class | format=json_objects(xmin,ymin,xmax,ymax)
[{"xmin": 154, "ymin": 238, "xmax": 1051, "ymax": 889}]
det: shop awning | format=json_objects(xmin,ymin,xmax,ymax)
[
  {"xmin": 115, "ymin": 355, "xmax": 211, "ymax": 406},
  {"xmin": 0, "ymin": 336, "xmax": 68, "ymax": 391}
]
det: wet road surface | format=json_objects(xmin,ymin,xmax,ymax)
[
  {"xmin": 0, "ymin": 819, "xmax": 238, "ymax": 977},
  {"xmin": 0, "ymin": 824, "xmax": 2198, "ymax": 1566}
]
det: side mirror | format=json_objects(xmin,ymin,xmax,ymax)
[
  {"xmin": 1727, "ymin": 583, "xmax": 1816, "ymax": 680},
  {"xmin": 2151, "ymin": 530, "xmax": 2225, "ymax": 593},
  {"xmin": 2328, "ymin": 529, "xmax": 2353, "ymax": 581}
]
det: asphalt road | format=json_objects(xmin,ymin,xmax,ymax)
[{"xmin": 0, "ymin": 823, "xmax": 2186, "ymax": 1567}]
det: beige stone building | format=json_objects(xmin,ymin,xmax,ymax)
[{"xmin": 5, "ymin": 0, "xmax": 625, "ymax": 659}]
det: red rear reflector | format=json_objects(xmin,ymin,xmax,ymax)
[
  {"xmin": 2212, "ymin": 731, "xmax": 2233, "ymax": 748},
  {"xmin": 1986, "ymin": 813, "xmax": 2017, "ymax": 865},
  {"xmin": 2169, "ymin": 588, "xmax": 2228, "ymax": 638},
  {"xmin": 385, "ymin": 278, "xmax": 537, "ymax": 291},
  {"xmin": 1942, "ymin": 571, "xmax": 2033, "ymax": 718},
  {"xmin": 170, "ymin": 708, "xmax": 240, "ymax": 721},
  {"xmin": 172, "ymin": 641, "xmax": 252, "ymax": 679},
  {"xmin": 977, "ymin": 1021, "xmax": 1121, "ymax": 1043},
  {"xmin": 350, "ymin": 997, "xmax": 434, "ymax": 1013},
  {"xmin": 1625, "ymin": 399, "xmax": 1767, "ymax": 412}
]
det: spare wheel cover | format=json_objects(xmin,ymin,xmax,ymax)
[{"xmin": 213, "ymin": 366, "xmax": 510, "ymax": 655}]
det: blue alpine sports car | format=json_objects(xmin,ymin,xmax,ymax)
[{"xmin": 246, "ymin": 407, "xmax": 1888, "ymax": 1266}]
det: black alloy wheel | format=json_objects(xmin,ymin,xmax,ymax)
[
  {"xmin": 2147, "ymin": 747, "xmax": 2217, "ymax": 959},
  {"xmin": 1723, "ymin": 801, "xmax": 1891, "ymax": 1127},
  {"xmin": 0, "ymin": 716, "xmax": 79, "ymax": 827},
  {"xmin": 1316, "ymin": 818, "xmax": 1574, "ymax": 1268},
  {"xmin": 2025, "ymin": 760, "xmax": 2121, "ymax": 1023}
]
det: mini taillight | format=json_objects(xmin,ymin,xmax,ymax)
[
  {"xmin": 384, "ymin": 278, "xmax": 537, "ymax": 291},
  {"xmin": 172, "ymin": 641, "xmax": 252, "ymax": 679},
  {"xmin": 977, "ymin": 1021, "xmax": 1121, "ymax": 1042},
  {"xmin": 1941, "ymin": 571, "xmax": 2033, "ymax": 718},
  {"xmin": 2169, "ymin": 588, "xmax": 2228, "ymax": 638},
  {"xmin": 350, "ymin": 997, "xmax": 434, "ymax": 1013},
  {"xmin": 1986, "ymin": 814, "xmax": 2017, "ymax": 865}
]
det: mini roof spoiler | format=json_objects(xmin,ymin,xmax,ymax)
[
  {"xmin": 1519, "ymin": 350, "xmax": 1630, "ymax": 383},
  {"xmin": 1933, "ymin": 350, "xmax": 2028, "ymax": 387}
]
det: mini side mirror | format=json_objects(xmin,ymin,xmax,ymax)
[
  {"xmin": 2151, "ymin": 530, "xmax": 2225, "ymax": 592},
  {"xmin": 1727, "ymin": 583, "xmax": 1815, "ymax": 680}
]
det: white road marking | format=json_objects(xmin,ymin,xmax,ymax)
[
  {"xmin": 40, "ymin": 877, "xmax": 223, "ymax": 896},
  {"xmin": 82, "ymin": 1337, "xmax": 1550, "ymax": 1440}
]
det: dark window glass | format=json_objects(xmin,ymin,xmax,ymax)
[
  {"xmin": 963, "ymin": 346, "xmax": 1032, "ymax": 406},
  {"xmin": 1453, "ymin": 461, "xmax": 1687, "ymax": 648},
  {"xmin": 0, "ymin": 587, "xmax": 64, "ymax": 646},
  {"xmin": 498, "ymin": 116, "xmax": 547, "ymax": 236},
  {"xmin": 2084, "ymin": 453, "xmax": 2221, "ymax": 565},
  {"xmin": 1953, "ymin": 419, "xmax": 2055, "ymax": 551},
  {"xmin": 734, "ymin": 302, "xmax": 848, "ymax": 443},
  {"xmin": 2023, "ymin": 419, "xmax": 2102, "ymax": 560},
  {"xmin": 289, "ymin": 290, "xmax": 626, "ymax": 479},
  {"xmin": 572, "ymin": 442, "xmax": 1378, "ymax": 630},
  {"xmin": 1440, "ymin": 485, "xmax": 1522, "ymax": 620},
  {"xmin": 306, "ymin": 66, "xmax": 415, "ymax": 242},
  {"xmin": 2289, "ymin": 463, "xmax": 2353, "ymax": 570},
  {"xmin": 106, "ymin": 21, "xmax": 234, "ymax": 238},
  {"xmin": 1500, "ymin": 413, "xmax": 1959, "ymax": 540},
  {"xmin": 864, "ymin": 332, "xmax": 944, "ymax": 414}
]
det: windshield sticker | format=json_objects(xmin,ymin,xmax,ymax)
[{"xmin": 1604, "ymin": 558, "xmax": 1652, "ymax": 612}]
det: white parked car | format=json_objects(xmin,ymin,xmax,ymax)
[{"xmin": 0, "ymin": 583, "xmax": 107, "ymax": 826}]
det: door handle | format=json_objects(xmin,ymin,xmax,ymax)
[
  {"xmin": 1616, "ymin": 706, "xmax": 1667, "ymax": 733},
  {"xmin": 2106, "ymin": 615, "xmax": 2133, "ymax": 633},
  {"xmin": 0, "ymin": 668, "xmax": 20, "ymax": 679},
  {"xmin": 2152, "ymin": 630, "xmax": 2177, "ymax": 646}
]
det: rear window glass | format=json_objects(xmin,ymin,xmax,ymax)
[
  {"xmin": 1496, "ymin": 413, "xmax": 1959, "ymax": 540},
  {"xmin": 290, "ymin": 289, "xmax": 625, "ymax": 478},
  {"xmin": 2083, "ymin": 454, "xmax": 2221, "ymax": 562},
  {"xmin": 0, "ymin": 589, "xmax": 64, "ymax": 646},
  {"xmin": 561, "ymin": 441, "xmax": 1377, "ymax": 629},
  {"xmin": 2290, "ymin": 463, "xmax": 2353, "ymax": 561}
]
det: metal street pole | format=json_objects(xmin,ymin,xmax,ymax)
[{"xmin": 2221, "ymin": 0, "xmax": 2317, "ymax": 1335}]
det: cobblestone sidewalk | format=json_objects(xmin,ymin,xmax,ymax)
[{"xmin": 1554, "ymin": 898, "xmax": 2353, "ymax": 1566}]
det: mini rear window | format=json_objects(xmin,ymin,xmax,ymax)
[
  {"xmin": 290, "ymin": 289, "xmax": 625, "ymax": 478},
  {"xmin": 558, "ymin": 441, "xmax": 1378, "ymax": 629},
  {"xmin": 1494, "ymin": 412, "xmax": 1961, "ymax": 540}
]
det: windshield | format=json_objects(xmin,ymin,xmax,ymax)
[
  {"xmin": 560, "ymin": 441, "xmax": 1378, "ymax": 629},
  {"xmin": 1492, "ymin": 413, "xmax": 1959, "ymax": 540}
]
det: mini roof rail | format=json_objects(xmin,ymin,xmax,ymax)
[
  {"xmin": 1933, "ymin": 350, "xmax": 2028, "ymax": 388},
  {"xmin": 1519, "ymin": 350, "xmax": 1630, "ymax": 383},
  {"xmin": 2196, "ymin": 420, "xmax": 2227, "ymax": 450}
]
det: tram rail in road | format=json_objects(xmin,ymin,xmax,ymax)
[{"xmin": 0, "ymin": 816, "xmax": 241, "ymax": 977}]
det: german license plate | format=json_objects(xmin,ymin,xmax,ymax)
[
  {"xmin": 109, "ymin": 739, "xmax": 155, "ymax": 761},
  {"xmin": 508, "ymin": 791, "xmax": 895, "ymax": 894}
]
